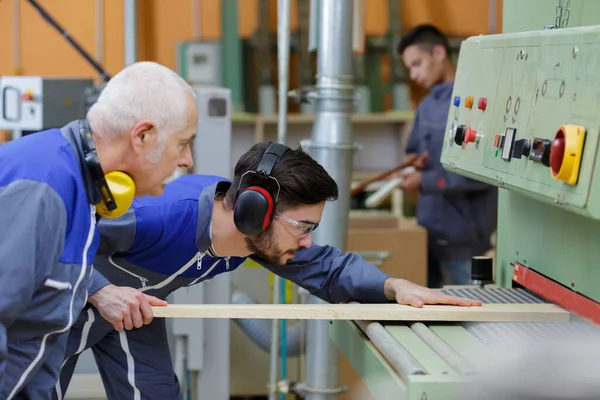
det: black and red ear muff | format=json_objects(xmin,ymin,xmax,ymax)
[
  {"xmin": 233, "ymin": 186, "xmax": 275, "ymax": 236},
  {"xmin": 232, "ymin": 142, "xmax": 290, "ymax": 236}
]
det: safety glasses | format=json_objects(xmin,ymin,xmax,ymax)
[{"xmin": 275, "ymin": 212, "xmax": 319, "ymax": 237}]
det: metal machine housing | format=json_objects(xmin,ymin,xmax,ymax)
[{"xmin": 0, "ymin": 76, "xmax": 93, "ymax": 132}]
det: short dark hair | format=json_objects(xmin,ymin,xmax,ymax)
[
  {"xmin": 397, "ymin": 24, "xmax": 450, "ymax": 57},
  {"xmin": 225, "ymin": 142, "xmax": 339, "ymax": 212}
]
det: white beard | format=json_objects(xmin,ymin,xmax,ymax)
[{"xmin": 164, "ymin": 167, "xmax": 186, "ymax": 184}]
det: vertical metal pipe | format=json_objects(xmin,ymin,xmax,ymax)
[
  {"xmin": 221, "ymin": 0, "xmax": 244, "ymax": 112},
  {"xmin": 389, "ymin": 0, "xmax": 410, "ymax": 110},
  {"xmin": 13, "ymin": 0, "xmax": 21, "ymax": 75},
  {"xmin": 258, "ymin": 0, "xmax": 275, "ymax": 115},
  {"xmin": 269, "ymin": 3, "xmax": 292, "ymax": 399},
  {"xmin": 488, "ymin": 0, "xmax": 498, "ymax": 34},
  {"xmin": 277, "ymin": 0, "xmax": 291, "ymax": 144},
  {"xmin": 192, "ymin": 0, "xmax": 201, "ymax": 40},
  {"xmin": 268, "ymin": 276, "xmax": 280, "ymax": 400},
  {"xmin": 95, "ymin": 0, "xmax": 104, "ymax": 81},
  {"xmin": 298, "ymin": 0, "xmax": 315, "ymax": 114},
  {"xmin": 304, "ymin": 1, "xmax": 356, "ymax": 399},
  {"xmin": 12, "ymin": 0, "xmax": 22, "ymax": 140},
  {"xmin": 124, "ymin": 0, "xmax": 137, "ymax": 66}
]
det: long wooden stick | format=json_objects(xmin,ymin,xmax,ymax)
[
  {"xmin": 350, "ymin": 154, "xmax": 418, "ymax": 196},
  {"xmin": 151, "ymin": 303, "xmax": 569, "ymax": 323}
]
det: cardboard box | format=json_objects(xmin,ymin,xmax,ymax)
[
  {"xmin": 346, "ymin": 218, "xmax": 427, "ymax": 286},
  {"xmin": 348, "ymin": 211, "xmax": 400, "ymax": 230}
]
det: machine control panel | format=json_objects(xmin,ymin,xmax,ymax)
[
  {"xmin": 441, "ymin": 26, "xmax": 600, "ymax": 219},
  {"xmin": 0, "ymin": 76, "xmax": 93, "ymax": 131}
]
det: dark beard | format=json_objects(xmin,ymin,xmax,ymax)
[
  {"xmin": 245, "ymin": 228, "xmax": 285, "ymax": 267},
  {"xmin": 245, "ymin": 227, "xmax": 305, "ymax": 268}
]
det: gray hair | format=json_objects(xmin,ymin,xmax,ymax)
[{"xmin": 87, "ymin": 61, "xmax": 196, "ymax": 141}]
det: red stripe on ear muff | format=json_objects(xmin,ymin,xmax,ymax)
[{"xmin": 246, "ymin": 186, "xmax": 274, "ymax": 230}]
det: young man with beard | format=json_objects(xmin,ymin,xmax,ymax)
[{"xmin": 54, "ymin": 142, "xmax": 481, "ymax": 399}]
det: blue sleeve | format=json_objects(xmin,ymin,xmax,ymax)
[
  {"xmin": 88, "ymin": 270, "xmax": 111, "ymax": 295},
  {"xmin": 96, "ymin": 208, "xmax": 137, "ymax": 256},
  {"xmin": 251, "ymin": 245, "xmax": 392, "ymax": 304},
  {"xmin": 421, "ymin": 169, "xmax": 491, "ymax": 194},
  {"xmin": 88, "ymin": 209, "xmax": 138, "ymax": 295},
  {"xmin": 405, "ymin": 110, "xmax": 421, "ymax": 155},
  {"xmin": 0, "ymin": 180, "xmax": 66, "ymax": 361}
]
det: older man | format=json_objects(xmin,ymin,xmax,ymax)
[{"xmin": 0, "ymin": 61, "xmax": 197, "ymax": 399}]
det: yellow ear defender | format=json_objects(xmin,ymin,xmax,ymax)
[
  {"xmin": 94, "ymin": 171, "xmax": 136, "ymax": 219},
  {"xmin": 79, "ymin": 121, "xmax": 136, "ymax": 219}
]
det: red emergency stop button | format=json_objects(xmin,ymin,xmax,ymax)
[
  {"xmin": 478, "ymin": 97, "xmax": 487, "ymax": 111},
  {"xmin": 550, "ymin": 124, "xmax": 586, "ymax": 185},
  {"xmin": 549, "ymin": 131, "xmax": 565, "ymax": 176},
  {"xmin": 464, "ymin": 127, "xmax": 477, "ymax": 143}
]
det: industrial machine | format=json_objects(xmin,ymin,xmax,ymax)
[
  {"xmin": 330, "ymin": 14, "xmax": 600, "ymax": 400},
  {"xmin": 0, "ymin": 76, "xmax": 93, "ymax": 134}
]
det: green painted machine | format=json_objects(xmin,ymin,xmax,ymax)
[{"xmin": 329, "ymin": 2, "xmax": 600, "ymax": 399}]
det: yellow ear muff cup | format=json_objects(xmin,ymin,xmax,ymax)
[{"xmin": 95, "ymin": 171, "xmax": 136, "ymax": 219}]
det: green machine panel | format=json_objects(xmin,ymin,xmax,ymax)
[
  {"xmin": 440, "ymin": 26, "xmax": 600, "ymax": 219},
  {"xmin": 330, "ymin": 8, "xmax": 600, "ymax": 400},
  {"xmin": 441, "ymin": 26, "xmax": 600, "ymax": 304}
]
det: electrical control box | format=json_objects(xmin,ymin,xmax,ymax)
[
  {"xmin": 440, "ymin": 26, "xmax": 600, "ymax": 219},
  {"xmin": 0, "ymin": 76, "xmax": 93, "ymax": 131},
  {"xmin": 177, "ymin": 41, "xmax": 222, "ymax": 86},
  {"xmin": 191, "ymin": 86, "xmax": 232, "ymax": 177}
]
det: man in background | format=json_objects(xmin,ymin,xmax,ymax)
[{"xmin": 396, "ymin": 24, "xmax": 497, "ymax": 288}]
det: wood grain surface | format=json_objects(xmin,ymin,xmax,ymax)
[{"xmin": 151, "ymin": 303, "xmax": 569, "ymax": 323}]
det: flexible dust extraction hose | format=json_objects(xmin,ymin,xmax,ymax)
[{"xmin": 231, "ymin": 289, "xmax": 304, "ymax": 357}]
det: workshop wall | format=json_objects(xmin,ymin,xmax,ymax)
[{"xmin": 0, "ymin": 0, "xmax": 502, "ymax": 103}]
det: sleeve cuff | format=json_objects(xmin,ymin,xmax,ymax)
[
  {"xmin": 348, "ymin": 260, "xmax": 393, "ymax": 303},
  {"xmin": 421, "ymin": 170, "xmax": 444, "ymax": 194},
  {"xmin": 88, "ymin": 268, "xmax": 111, "ymax": 296}
]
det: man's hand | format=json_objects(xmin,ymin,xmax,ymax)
[
  {"xmin": 88, "ymin": 284, "xmax": 168, "ymax": 331},
  {"xmin": 383, "ymin": 278, "xmax": 482, "ymax": 308},
  {"xmin": 399, "ymin": 171, "xmax": 422, "ymax": 193},
  {"xmin": 413, "ymin": 151, "xmax": 429, "ymax": 170},
  {"xmin": 390, "ymin": 151, "xmax": 428, "ymax": 193}
]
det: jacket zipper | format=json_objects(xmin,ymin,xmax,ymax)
[
  {"xmin": 140, "ymin": 251, "xmax": 202, "ymax": 293},
  {"xmin": 107, "ymin": 255, "xmax": 149, "ymax": 288},
  {"xmin": 108, "ymin": 251, "xmax": 229, "ymax": 292}
]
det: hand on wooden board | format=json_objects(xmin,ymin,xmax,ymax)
[
  {"xmin": 383, "ymin": 278, "xmax": 483, "ymax": 308},
  {"xmin": 88, "ymin": 284, "xmax": 168, "ymax": 331}
]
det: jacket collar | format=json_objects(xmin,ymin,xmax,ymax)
[
  {"xmin": 429, "ymin": 80, "xmax": 454, "ymax": 100},
  {"xmin": 59, "ymin": 119, "xmax": 102, "ymax": 207},
  {"xmin": 195, "ymin": 181, "xmax": 232, "ymax": 251}
]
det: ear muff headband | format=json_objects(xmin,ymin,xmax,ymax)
[
  {"xmin": 233, "ymin": 142, "xmax": 290, "ymax": 236},
  {"xmin": 79, "ymin": 121, "xmax": 135, "ymax": 219}
]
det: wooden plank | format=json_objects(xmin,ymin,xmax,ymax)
[{"xmin": 151, "ymin": 303, "xmax": 569, "ymax": 322}]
